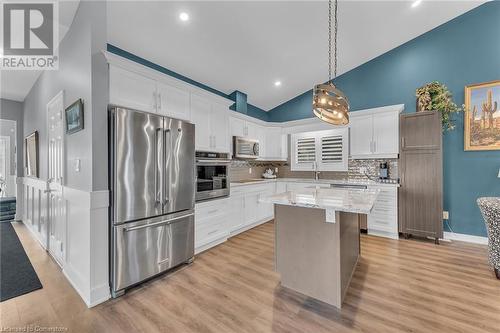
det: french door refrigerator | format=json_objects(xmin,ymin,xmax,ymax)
[{"xmin": 109, "ymin": 107, "xmax": 195, "ymax": 297}]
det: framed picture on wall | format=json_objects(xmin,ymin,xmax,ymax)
[
  {"xmin": 65, "ymin": 99, "xmax": 84, "ymax": 134},
  {"xmin": 464, "ymin": 80, "xmax": 500, "ymax": 151},
  {"xmin": 25, "ymin": 131, "xmax": 39, "ymax": 178}
]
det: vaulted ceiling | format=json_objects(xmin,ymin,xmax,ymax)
[
  {"xmin": 107, "ymin": 1, "xmax": 484, "ymax": 110},
  {"xmin": 2, "ymin": 1, "xmax": 485, "ymax": 107}
]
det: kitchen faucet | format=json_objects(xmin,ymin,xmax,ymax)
[{"xmin": 314, "ymin": 162, "xmax": 320, "ymax": 181}]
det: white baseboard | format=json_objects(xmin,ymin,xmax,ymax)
[
  {"xmin": 89, "ymin": 283, "xmax": 111, "ymax": 307},
  {"xmin": 63, "ymin": 264, "xmax": 90, "ymax": 306},
  {"xmin": 443, "ymin": 231, "xmax": 488, "ymax": 245},
  {"xmin": 230, "ymin": 217, "xmax": 272, "ymax": 237}
]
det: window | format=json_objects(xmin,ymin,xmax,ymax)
[{"xmin": 291, "ymin": 128, "xmax": 348, "ymax": 172}]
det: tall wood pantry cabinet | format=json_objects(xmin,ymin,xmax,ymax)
[{"xmin": 399, "ymin": 111, "xmax": 443, "ymax": 243}]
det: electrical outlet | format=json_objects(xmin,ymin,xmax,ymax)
[
  {"xmin": 275, "ymin": 167, "xmax": 278, "ymax": 173},
  {"xmin": 443, "ymin": 211, "xmax": 449, "ymax": 220},
  {"xmin": 359, "ymin": 167, "xmax": 367, "ymax": 174},
  {"xmin": 249, "ymin": 167, "xmax": 252, "ymax": 174}
]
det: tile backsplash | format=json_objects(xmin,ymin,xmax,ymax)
[{"xmin": 229, "ymin": 159, "xmax": 398, "ymax": 182}]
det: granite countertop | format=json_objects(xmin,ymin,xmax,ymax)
[
  {"xmin": 259, "ymin": 187, "xmax": 380, "ymax": 214},
  {"xmin": 230, "ymin": 177, "xmax": 400, "ymax": 188}
]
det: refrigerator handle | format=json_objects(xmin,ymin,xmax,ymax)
[
  {"xmin": 163, "ymin": 128, "xmax": 171, "ymax": 206},
  {"xmin": 155, "ymin": 128, "xmax": 162, "ymax": 207}
]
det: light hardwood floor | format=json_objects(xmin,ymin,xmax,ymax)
[{"xmin": 1, "ymin": 221, "xmax": 499, "ymax": 332}]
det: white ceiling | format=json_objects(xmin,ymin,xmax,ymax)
[
  {"xmin": 108, "ymin": 1, "xmax": 485, "ymax": 111},
  {"xmin": 2, "ymin": 1, "xmax": 486, "ymax": 108},
  {"xmin": 0, "ymin": 0, "xmax": 80, "ymax": 102}
]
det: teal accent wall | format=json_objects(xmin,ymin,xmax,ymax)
[
  {"xmin": 107, "ymin": 44, "xmax": 269, "ymax": 121},
  {"xmin": 268, "ymin": 2, "xmax": 500, "ymax": 237}
]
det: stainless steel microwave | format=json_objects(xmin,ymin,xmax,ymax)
[{"xmin": 233, "ymin": 137, "xmax": 259, "ymax": 159}]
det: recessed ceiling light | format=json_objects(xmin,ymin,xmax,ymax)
[
  {"xmin": 274, "ymin": 81, "xmax": 282, "ymax": 87},
  {"xmin": 179, "ymin": 12, "xmax": 189, "ymax": 22},
  {"xmin": 411, "ymin": 0, "xmax": 422, "ymax": 8}
]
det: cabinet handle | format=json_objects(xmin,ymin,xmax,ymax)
[
  {"xmin": 373, "ymin": 141, "xmax": 376, "ymax": 152},
  {"xmin": 207, "ymin": 229, "xmax": 220, "ymax": 236},
  {"xmin": 158, "ymin": 93, "xmax": 162, "ymax": 110},
  {"xmin": 153, "ymin": 92, "xmax": 157, "ymax": 110},
  {"xmin": 401, "ymin": 137, "xmax": 405, "ymax": 149},
  {"xmin": 207, "ymin": 209, "xmax": 218, "ymax": 215}
]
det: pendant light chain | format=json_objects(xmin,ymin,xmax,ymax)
[
  {"xmin": 312, "ymin": 0, "xmax": 349, "ymax": 126},
  {"xmin": 328, "ymin": 0, "xmax": 338, "ymax": 82},
  {"xmin": 334, "ymin": 0, "xmax": 338, "ymax": 79},
  {"xmin": 328, "ymin": 0, "xmax": 332, "ymax": 82}
]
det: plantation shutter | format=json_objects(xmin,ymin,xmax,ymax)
[
  {"xmin": 296, "ymin": 137, "xmax": 316, "ymax": 164},
  {"xmin": 321, "ymin": 135, "xmax": 344, "ymax": 164}
]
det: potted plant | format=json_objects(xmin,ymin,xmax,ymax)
[{"xmin": 415, "ymin": 81, "xmax": 462, "ymax": 131}]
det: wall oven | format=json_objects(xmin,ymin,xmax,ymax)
[
  {"xmin": 196, "ymin": 151, "xmax": 231, "ymax": 202},
  {"xmin": 233, "ymin": 136, "xmax": 259, "ymax": 159}
]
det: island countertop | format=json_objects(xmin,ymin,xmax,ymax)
[{"xmin": 259, "ymin": 187, "xmax": 380, "ymax": 214}]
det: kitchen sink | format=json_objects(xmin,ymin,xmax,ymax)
[{"xmin": 233, "ymin": 179, "xmax": 268, "ymax": 183}]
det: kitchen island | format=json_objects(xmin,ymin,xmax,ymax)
[{"xmin": 260, "ymin": 187, "xmax": 379, "ymax": 308}]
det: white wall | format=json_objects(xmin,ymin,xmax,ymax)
[{"xmin": 19, "ymin": 0, "xmax": 110, "ymax": 307}]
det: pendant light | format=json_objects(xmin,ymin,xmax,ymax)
[{"xmin": 312, "ymin": 0, "xmax": 350, "ymax": 125}]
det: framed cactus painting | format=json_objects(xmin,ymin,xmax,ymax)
[{"xmin": 464, "ymin": 80, "xmax": 500, "ymax": 151}]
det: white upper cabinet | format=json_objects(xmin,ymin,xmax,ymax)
[
  {"xmin": 245, "ymin": 121, "xmax": 260, "ymax": 139},
  {"xmin": 291, "ymin": 128, "xmax": 348, "ymax": 172},
  {"xmin": 191, "ymin": 94, "xmax": 230, "ymax": 153},
  {"xmin": 372, "ymin": 111, "xmax": 399, "ymax": 155},
  {"xmin": 191, "ymin": 94, "xmax": 212, "ymax": 151},
  {"xmin": 349, "ymin": 114, "xmax": 372, "ymax": 157},
  {"xmin": 229, "ymin": 116, "xmax": 260, "ymax": 139},
  {"xmin": 263, "ymin": 127, "xmax": 286, "ymax": 161},
  {"xmin": 229, "ymin": 117, "xmax": 246, "ymax": 138},
  {"xmin": 211, "ymin": 102, "xmax": 229, "ymax": 152},
  {"xmin": 109, "ymin": 65, "xmax": 157, "ymax": 113},
  {"xmin": 229, "ymin": 115, "xmax": 287, "ymax": 161},
  {"xmin": 349, "ymin": 106, "xmax": 401, "ymax": 159},
  {"xmin": 157, "ymin": 81, "xmax": 191, "ymax": 121}
]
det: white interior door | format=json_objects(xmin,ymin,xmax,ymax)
[{"xmin": 46, "ymin": 91, "xmax": 66, "ymax": 266}]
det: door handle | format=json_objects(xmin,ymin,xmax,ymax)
[
  {"xmin": 124, "ymin": 213, "xmax": 194, "ymax": 232},
  {"xmin": 154, "ymin": 128, "xmax": 162, "ymax": 206},
  {"xmin": 158, "ymin": 258, "xmax": 170, "ymax": 265},
  {"xmin": 164, "ymin": 128, "xmax": 171, "ymax": 207}
]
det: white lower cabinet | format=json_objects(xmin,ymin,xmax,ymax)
[
  {"xmin": 195, "ymin": 197, "xmax": 231, "ymax": 254},
  {"xmin": 194, "ymin": 181, "xmax": 399, "ymax": 254},
  {"xmin": 367, "ymin": 186, "xmax": 398, "ymax": 239},
  {"xmin": 195, "ymin": 183, "xmax": 277, "ymax": 254}
]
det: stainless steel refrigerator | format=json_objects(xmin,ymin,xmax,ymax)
[{"xmin": 109, "ymin": 107, "xmax": 195, "ymax": 297}]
